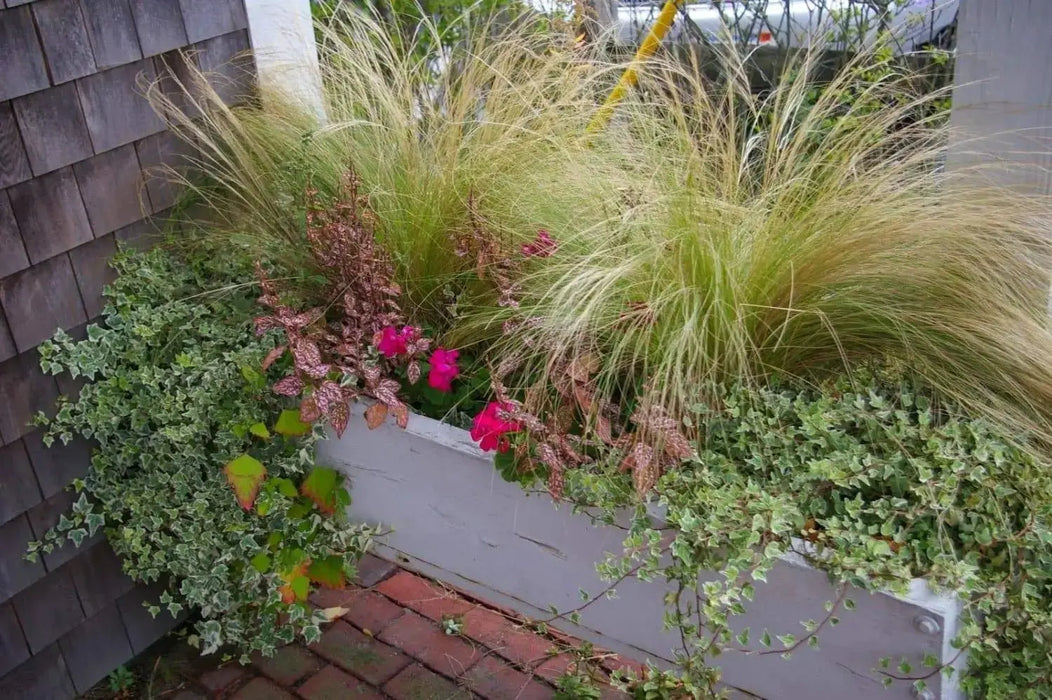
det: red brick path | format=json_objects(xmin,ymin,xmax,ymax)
[{"xmin": 176, "ymin": 554, "xmax": 645, "ymax": 699}]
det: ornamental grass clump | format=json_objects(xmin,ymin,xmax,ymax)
[
  {"xmin": 488, "ymin": 44, "xmax": 1052, "ymax": 470},
  {"xmin": 147, "ymin": 10, "xmax": 628, "ymax": 326}
]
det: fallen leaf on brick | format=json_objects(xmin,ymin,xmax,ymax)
[{"xmin": 320, "ymin": 606, "xmax": 349, "ymax": 622}]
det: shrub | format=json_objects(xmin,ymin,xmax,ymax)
[{"xmin": 31, "ymin": 248, "xmax": 375, "ymax": 657}]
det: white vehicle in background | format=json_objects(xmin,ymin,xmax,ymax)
[{"xmin": 616, "ymin": 0, "xmax": 959, "ymax": 53}]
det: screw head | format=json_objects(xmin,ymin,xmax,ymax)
[{"xmin": 913, "ymin": 615, "xmax": 941, "ymax": 635}]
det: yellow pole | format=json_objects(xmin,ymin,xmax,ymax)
[{"xmin": 587, "ymin": 0, "xmax": 683, "ymax": 134}]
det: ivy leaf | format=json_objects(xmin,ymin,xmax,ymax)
[
  {"xmin": 275, "ymin": 409, "xmax": 311, "ymax": 437},
  {"xmin": 241, "ymin": 365, "xmax": 266, "ymax": 391},
  {"xmin": 249, "ymin": 422, "xmax": 271, "ymax": 440},
  {"xmin": 307, "ymin": 555, "xmax": 347, "ymax": 589},
  {"xmin": 290, "ymin": 575, "xmax": 310, "ymax": 602},
  {"xmin": 86, "ymin": 512, "xmax": 105, "ymax": 536},
  {"xmin": 760, "ymin": 629, "xmax": 772, "ymax": 647},
  {"xmin": 224, "ymin": 454, "xmax": 267, "ymax": 510},
  {"xmin": 279, "ymin": 561, "xmax": 311, "ymax": 604},
  {"xmin": 68, "ymin": 528, "xmax": 87, "ymax": 547},
  {"xmin": 271, "ymin": 478, "xmax": 299, "ymax": 499},
  {"xmin": 301, "ymin": 467, "xmax": 341, "ymax": 515},
  {"xmin": 251, "ymin": 552, "xmax": 271, "ymax": 573}
]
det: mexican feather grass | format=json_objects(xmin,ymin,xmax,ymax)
[{"xmin": 148, "ymin": 12, "xmax": 1052, "ymax": 450}]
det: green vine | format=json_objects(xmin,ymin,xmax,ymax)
[
  {"xmin": 30, "ymin": 248, "xmax": 376, "ymax": 658},
  {"xmin": 552, "ymin": 373, "xmax": 1052, "ymax": 698}
]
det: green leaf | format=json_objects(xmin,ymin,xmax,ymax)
[
  {"xmin": 760, "ymin": 630, "xmax": 772, "ymax": 648},
  {"xmin": 275, "ymin": 409, "xmax": 311, "ymax": 437},
  {"xmin": 86, "ymin": 512, "xmax": 105, "ymax": 536},
  {"xmin": 300, "ymin": 467, "xmax": 341, "ymax": 515},
  {"xmin": 249, "ymin": 422, "xmax": 271, "ymax": 440},
  {"xmin": 251, "ymin": 553, "xmax": 272, "ymax": 573},
  {"xmin": 291, "ymin": 575, "xmax": 310, "ymax": 602},
  {"xmin": 272, "ymin": 478, "xmax": 299, "ymax": 499},
  {"xmin": 307, "ymin": 555, "xmax": 347, "ymax": 589},
  {"xmin": 68, "ymin": 528, "xmax": 87, "ymax": 547},
  {"xmin": 224, "ymin": 454, "xmax": 267, "ymax": 510},
  {"xmin": 241, "ymin": 365, "xmax": 265, "ymax": 391},
  {"xmin": 279, "ymin": 560, "xmax": 310, "ymax": 603}
]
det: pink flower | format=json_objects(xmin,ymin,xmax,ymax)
[
  {"xmin": 377, "ymin": 325, "xmax": 418, "ymax": 358},
  {"xmin": 521, "ymin": 229, "xmax": 557, "ymax": 258},
  {"xmin": 427, "ymin": 348, "xmax": 459, "ymax": 392},
  {"xmin": 470, "ymin": 401, "xmax": 520, "ymax": 453}
]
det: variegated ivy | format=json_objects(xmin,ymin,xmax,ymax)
[
  {"xmin": 541, "ymin": 372, "xmax": 1052, "ymax": 698},
  {"xmin": 31, "ymin": 247, "xmax": 375, "ymax": 659}
]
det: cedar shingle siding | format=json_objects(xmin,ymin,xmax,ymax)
[{"xmin": 0, "ymin": 1, "xmax": 252, "ymax": 694}]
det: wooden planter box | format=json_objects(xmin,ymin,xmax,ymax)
[{"xmin": 319, "ymin": 408, "xmax": 964, "ymax": 700}]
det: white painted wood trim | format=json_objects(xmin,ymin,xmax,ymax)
[
  {"xmin": 319, "ymin": 407, "xmax": 964, "ymax": 700},
  {"xmin": 243, "ymin": 0, "xmax": 325, "ymax": 119}
]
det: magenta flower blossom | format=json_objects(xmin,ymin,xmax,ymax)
[
  {"xmin": 427, "ymin": 348, "xmax": 459, "ymax": 392},
  {"xmin": 377, "ymin": 325, "xmax": 418, "ymax": 358},
  {"xmin": 521, "ymin": 229, "xmax": 557, "ymax": 258},
  {"xmin": 470, "ymin": 401, "xmax": 520, "ymax": 453}
]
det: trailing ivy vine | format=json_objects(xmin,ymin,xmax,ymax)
[
  {"xmin": 555, "ymin": 372, "xmax": 1052, "ymax": 698},
  {"xmin": 30, "ymin": 248, "xmax": 376, "ymax": 658}
]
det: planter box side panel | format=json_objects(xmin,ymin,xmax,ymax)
[{"xmin": 319, "ymin": 411, "xmax": 956, "ymax": 700}]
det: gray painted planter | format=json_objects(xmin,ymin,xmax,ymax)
[{"xmin": 319, "ymin": 408, "xmax": 964, "ymax": 700}]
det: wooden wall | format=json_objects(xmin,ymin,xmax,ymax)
[{"xmin": 0, "ymin": 1, "xmax": 251, "ymax": 694}]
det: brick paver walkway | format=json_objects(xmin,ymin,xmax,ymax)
[{"xmin": 170, "ymin": 554, "xmax": 645, "ymax": 699}]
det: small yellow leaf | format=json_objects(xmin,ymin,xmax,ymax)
[{"xmin": 320, "ymin": 607, "xmax": 349, "ymax": 622}]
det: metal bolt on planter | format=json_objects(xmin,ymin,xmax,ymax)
[{"xmin": 913, "ymin": 615, "xmax": 941, "ymax": 636}]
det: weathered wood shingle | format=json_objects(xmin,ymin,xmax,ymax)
[
  {"xmin": 80, "ymin": 0, "xmax": 142, "ymax": 70},
  {"xmin": 0, "ymin": 643, "xmax": 75, "ymax": 698},
  {"xmin": 32, "ymin": 0, "xmax": 97, "ymax": 84},
  {"xmin": 196, "ymin": 30, "xmax": 254, "ymax": 106},
  {"xmin": 0, "ymin": 312, "xmax": 15, "ymax": 364},
  {"xmin": 77, "ymin": 59, "xmax": 165, "ymax": 153},
  {"xmin": 0, "ymin": 601, "xmax": 29, "ymax": 678},
  {"xmin": 67, "ymin": 543, "xmax": 134, "ymax": 618},
  {"xmin": 0, "ymin": 7, "xmax": 49, "ymax": 102},
  {"xmin": 73, "ymin": 144, "xmax": 147, "ymax": 236},
  {"xmin": 6, "ymin": 167, "xmax": 92, "ymax": 263},
  {"xmin": 0, "ymin": 515, "xmax": 45, "ymax": 601},
  {"xmin": 0, "ymin": 191, "xmax": 29, "ymax": 280},
  {"xmin": 0, "ymin": 352, "xmax": 60, "ymax": 445},
  {"xmin": 21, "ymin": 430, "xmax": 91, "ymax": 500},
  {"xmin": 129, "ymin": 0, "xmax": 189, "ymax": 57},
  {"xmin": 179, "ymin": 0, "xmax": 247, "ymax": 44},
  {"xmin": 0, "ymin": 254, "xmax": 87, "ymax": 352},
  {"xmin": 59, "ymin": 604, "xmax": 133, "ymax": 694},
  {"xmin": 69, "ymin": 235, "xmax": 118, "ymax": 318},
  {"xmin": 0, "ymin": 441, "xmax": 42, "ymax": 526},
  {"xmin": 0, "ymin": 101, "xmax": 32, "ymax": 188},
  {"xmin": 12, "ymin": 82, "xmax": 93, "ymax": 176},
  {"xmin": 12, "ymin": 567, "xmax": 85, "ymax": 653}
]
